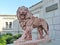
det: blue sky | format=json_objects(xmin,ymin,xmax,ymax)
[{"xmin": 0, "ymin": 0, "xmax": 41, "ymax": 15}]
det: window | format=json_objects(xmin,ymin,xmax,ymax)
[
  {"xmin": 46, "ymin": 3, "xmax": 58, "ymax": 12},
  {"xmin": 9, "ymin": 22, "xmax": 12, "ymax": 28},
  {"xmin": 6, "ymin": 22, "xmax": 8, "ymax": 28}
]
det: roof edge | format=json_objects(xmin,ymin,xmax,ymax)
[
  {"xmin": 29, "ymin": 1, "xmax": 43, "ymax": 8},
  {"xmin": 0, "ymin": 15, "xmax": 16, "ymax": 16}
]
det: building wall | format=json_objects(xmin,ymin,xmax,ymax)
[
  {"xmin": 29, "ymin": 0, "xmax": 60, "ymax": 41},
  {"xmin": 0, "ymin": 15, "xmax": 23, "ymax": 35},
  {"xmin": 43, "ymin": 0, "xmax": 60, "ymax": 40}
]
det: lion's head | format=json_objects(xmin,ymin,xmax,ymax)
[{"xmin": 17, "ymin": 6, "xmax": 29, "ymax": 20}]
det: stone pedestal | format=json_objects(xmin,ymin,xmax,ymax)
[{"xmin": 14, "ymin": 36, "xmax": 51, "ymax": 45}]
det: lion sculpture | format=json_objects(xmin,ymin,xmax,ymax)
[{"xmin": 16, "ymin": 6, "xmax": 49, "ymax": 41}]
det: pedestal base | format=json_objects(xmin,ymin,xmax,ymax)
[{"xmin": 14, "ymin": 36, "xmax": 51, "ymax": 45}]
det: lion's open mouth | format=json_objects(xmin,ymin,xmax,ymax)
[{"xmin": 20, "ymin": 14, "xmax": 25, "ymax": 19}]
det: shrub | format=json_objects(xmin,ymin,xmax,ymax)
[
  {"xmin": 6, "ymin": 36, "xmax": 13, "ymax": 44},
  {"xmin": 13, "ymin": 34, "xmax": 22, "ymax": 39},
  {"xmin": 6, "ymin": 33, "xmax": 13, "ymax": 36},
  {"xmin": 0, "ymin": 37, "xmax": 6, "ymax": 45},
  {"xmin": 6, "ymin": 33, "xmax": 22, "ymax": 44},
  {"xmin": 0, "ymin": 33, "xmax": 22, "ymax": 44}
]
